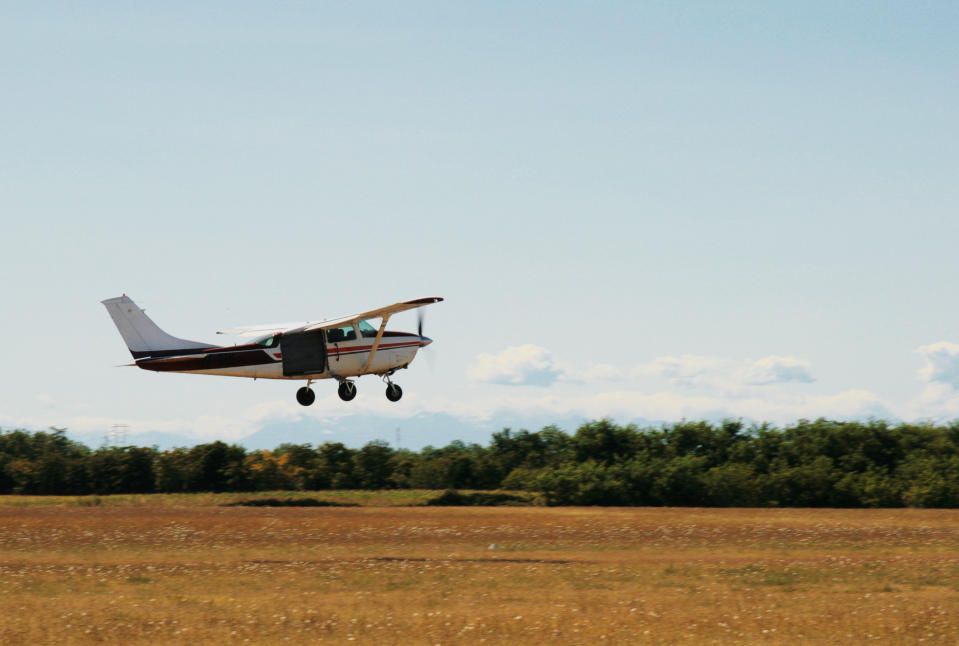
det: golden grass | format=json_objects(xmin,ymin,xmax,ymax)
[{"xmin": 1, "ymin": 503, "xmax": 957, "ymax": 644}]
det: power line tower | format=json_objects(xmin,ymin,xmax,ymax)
[{"xmin": 106, "ymin": 424, "xmax": 129, "ymax": 447}]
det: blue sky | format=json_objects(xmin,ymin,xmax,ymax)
[{"xmin": 2, "ymin": 3, "xmax": 958, "ymax": 448}]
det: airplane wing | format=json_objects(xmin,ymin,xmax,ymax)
[
  {"xmin": 216, "ymin": 322, "xmax": 313, "ymax": 337},
  {"xmin": 216, "ymin": 298, "xmax": 443, "ymax": 337},
  {"xmin": 300, "ymin": 297, "xmax": 443, "ymax": 332}
]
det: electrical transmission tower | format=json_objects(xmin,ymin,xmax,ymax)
[{"xmin": 106, "ymin": 424, "xmax": 129, "ymax": 447}]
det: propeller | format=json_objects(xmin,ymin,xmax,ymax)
[{"xmin": 416, "ymin": 309, "xmax": 437, "ymax": 371}]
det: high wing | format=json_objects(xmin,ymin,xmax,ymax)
[
  {"xmin": 300, "ymin": 297, "xmax": 443, "ymax": 332},
  {"xmin": 217, "ymin": 322, "xmax": 314, "ymax": 337},
  {"xmin": 217, "ymin": 297, "xmax": 444, "ymax": 337}
]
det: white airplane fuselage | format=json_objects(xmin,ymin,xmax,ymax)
[{"xmin": 138, "ymin": 333, "xmax": 425, "ymax": 380}]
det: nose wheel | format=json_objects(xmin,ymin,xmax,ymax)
[
  {"xmin": 296, "ymin": 385, "xmax": 315, "ymax": 407},
  {"xmin": 385, "ymin": 382, "xmax": 403, "ymax": 402}
]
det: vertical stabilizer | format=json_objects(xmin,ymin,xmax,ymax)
[{"xmin": 101, "ymin": 295, "xmax": 212, "ymax": 357}]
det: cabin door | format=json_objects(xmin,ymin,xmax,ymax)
[{"xmin": 281, "ymin": 330, "xmax": 327, "ymax": 376}]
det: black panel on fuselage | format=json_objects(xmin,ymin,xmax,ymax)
[{"xmin": 281, "ymin": 330, "xmax": 327, "ymax": 376}]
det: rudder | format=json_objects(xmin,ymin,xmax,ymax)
[{"xmin": 101, "ymin": 295, "xmax": 211, "ymax": 358}]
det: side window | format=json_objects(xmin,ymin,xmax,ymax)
[
  {"xmin": 256, "ymin": 334, "xmax": 278, "ymax": 348},
  {"xmin": 327, "ymin": 326, "xmax": 356, "ymax": 343}
]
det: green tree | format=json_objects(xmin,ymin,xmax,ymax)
[
  {"xmin": 353, "ymin": 441, "xmax": 395, "ymax": 489},
  {"xmin": 85, "ymin": 447, "xmax": 156, "ymax": 494},
  {"xmin": 316, "ymin": 442, "xmax": 355, "ymax": 489}
]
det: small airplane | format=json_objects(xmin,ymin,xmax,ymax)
[{"xmin": 102, "ymin": 295, "xmax": 443, "ymax": 406}]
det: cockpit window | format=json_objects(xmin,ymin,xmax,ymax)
[
  {"xmin": 255, "ymin": 334, "xmax": 278, "ymax": 348},
  {"xmin": 326, "ymin": 325, "xmax": 357, "ymax": 343},
  {"xmin": 358, "ymin": 320, "xmax": 378, "ymax": 338}
]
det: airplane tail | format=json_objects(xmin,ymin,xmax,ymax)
[{"xmin": 101, "ymin": 295, "xmax": 211, "ymax": 359}]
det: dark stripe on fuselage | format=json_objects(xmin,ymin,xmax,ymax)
[
  {"xmin": 137, "ymin": 348, "xmax": 276, "ymax": 372},
  {"xmin": 131, "ymin": 340, "xmax": 277, "ymax": 361}
]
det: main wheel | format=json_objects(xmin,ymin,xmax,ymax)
[
  {"xmin": 338, "ymin": 381, "xmax": 357, "ymax": 401},
  {"xmin": 385, "ymin": 383, "xmax": 403, "ymax": 402},
  {"xmin": 296, "ymin": 386, "xmax": 315, "ymax": 406}
]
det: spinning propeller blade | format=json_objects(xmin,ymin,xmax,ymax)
[{"xmin": 415, "ymin": 309, "xmax": 437, "ymax": 370}]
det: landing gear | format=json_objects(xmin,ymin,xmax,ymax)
[
  {"xmin": 324, "ymin": 378, "xmax": 402, "ymax": 402},
  {"xmin": 296, "ymin": 386, "xmax": 315, "ymax": 407},
  {"xmin": 337, "ymin": 381, "xmax": 357, "ymax": 402},
  {"xmin": 385, "ymin": 383, "xmax": 403, "ymax": 402}
]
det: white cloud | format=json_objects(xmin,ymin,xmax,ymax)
[
  {"xmin": 576, "ymin": 390, "xmax": 725, "ymax": 421},
  {"xmin": 370, "ymin": 386, "xmax": 868, "ymax": 431},
  {"xmin": 558, "ymin": 362, "xmax": 624, "ymax": 383},
  {"xmin": 581, "ymin": 388, "xmax": 886, "ymax": 424},
  {"xmin": 577, "ymin": 363, "xmax": 624, "ymax": 381},
  {"xmin": 740, "ymin": 356, "xmax": 815, "ymax": 386},
  {"xmin": 467, "ymin": 346, "xmax": 815, "ymax": 391},
  {"xmin": 465, "ymin": 347, "xmax": 818, "ymax": 403},
  {"xmin": 638, "ymin": 354, "xmax": 724, "ymax": 387},
  {"xmin": 758, "ymin": 389, "xmax": 889, "ymax": 422},
  {"xmin": 917, "ymin": 342, "xmax": 959, "ymax": 388},
  {"xmin": 906, "ymin": 382, "xmax": 959, "ymax": 423},
  {"xmin": 468, "ymin": 345, "xmax": 564, "ymax": 386},
  {"xmin": 636, "ymin": 354, "xmax": 815, "ymax": 389}
]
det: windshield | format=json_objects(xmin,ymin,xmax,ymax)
[{"xmin": 358, "ymin": 320, "xmax": 378, "ymax": 338}]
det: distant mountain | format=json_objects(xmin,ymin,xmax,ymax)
[
  {"xmin": 236, "ymin": 410, "xmax": 670, "ymax": 450},
  {"xmin": 240, "ymin": 411, "xmax": 479, "ymax": 450},
  {"xmin": 66, "ymin": 429, "xmax": 200, "ymax": 451},
  {"xmin": 239, "ymin": 410, "xmax": 601, "ymax": 450},
  {"xmin": 63, "ymin": 411, "xmax": 667, "ymax": 451}
]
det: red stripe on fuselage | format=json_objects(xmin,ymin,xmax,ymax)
[{"xmin": 326, "ymin": 340, "xmax": 420, "ymax": 356}]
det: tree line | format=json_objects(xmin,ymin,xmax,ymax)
[{"xmin": 1, "ymin": 419, "xmax": 958, "ymax": 507}]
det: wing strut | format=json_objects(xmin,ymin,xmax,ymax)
[{"xmin": 363, "ymin": 314, "xmax": 392, "ymax": 373}]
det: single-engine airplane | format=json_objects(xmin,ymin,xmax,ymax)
[{"xmin": 102, "ymin": 295, "xmax": 443, "ymax": 406}]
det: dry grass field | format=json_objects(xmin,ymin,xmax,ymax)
[{"xmin": 1, "ymin": 498, "xmax": 958, "ymax": 645}]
